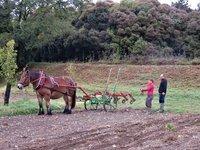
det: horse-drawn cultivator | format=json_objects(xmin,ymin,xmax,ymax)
[
  {"xmin": 18, "ymin": 65, "xmax": 136, "ymax": 115},
  {"xmin": 77, "ymin": 68, "xmax": 136, "ymax": 112}
]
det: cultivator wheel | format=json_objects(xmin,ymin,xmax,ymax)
[
  {"xmin": 84, "ymin": 98, "xmax": 99, "ymax": 110},
  {"xmin": 122, "ymin": 99, "xmax": 126, "ymax": 103},
  {"xmin": 130, "ymin": 98, "xmax": 136, "ymax": 104},
  {"xmin": 103, "ymin": 95, "xmax": 118, "ymax": 112}
]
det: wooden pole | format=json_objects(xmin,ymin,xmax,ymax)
[{"xmin": 4, "ymin": 82, "xmax": 11, "ymax": 105}]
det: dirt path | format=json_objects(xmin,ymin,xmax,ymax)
[{"xmin": 0, "ymin": 109, "xmax": 199, "ymax": 150}]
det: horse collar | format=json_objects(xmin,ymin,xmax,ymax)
[{"xmin": 34, "ymin": 71, "xmax": 45, "ymax": 90}]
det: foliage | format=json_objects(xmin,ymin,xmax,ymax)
[
  {"xmin": 0, "ymin": 0, "xmax": 14, "ymax": 46},
  {"xmin": 70, "ymin": 0, "xmax": 200, "ymax": 60},
  {"xmin": 172, "ymin": 0, "xmax": 191, "ymax": 12},
  {"xmin": 0, "ymin": 0, "xmax": 14, "ymax": 33},
  {"xmin": 0, "ymin": 0, "xmax": 200, "ymax": 66},
  {"xmin": 0, "ymin": 40, "xmax": 17, "ymax": 84}
]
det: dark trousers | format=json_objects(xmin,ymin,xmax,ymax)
[
  {"xmin": 159, "ymin": 93, "xmax": 166, "ymax": 112},
  {"xmin": 159, "ymin": 93, "xmax": 165, "ymax": 104},
  {"xmin": 146, "ymin": 95, "xmax": 153, "ymax": 108}
]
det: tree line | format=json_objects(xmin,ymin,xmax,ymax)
[{"xmin": 0, "ymin": 0, "xmax": 200, "ymax": 68}]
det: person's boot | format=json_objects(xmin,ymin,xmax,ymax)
[
  {"xmin": 146, "ymin": 107, "xmax": 152, "ymax": 114},
  {"xmin": 159, "ymin": 103, "xmax": 164, "ymax": 113}
]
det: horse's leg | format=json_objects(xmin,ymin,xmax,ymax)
[
  {"xmin": 63, "ymin": 95, "xmax": 68, "ymax": 113},
  {"xmin": 44, "ymin": 96, "xmax": 52, "ymax": 115},
  {"xmin": 63, "ymin": 95, "xmax": 70, "ymax": 114},
  {"xmin": 36, "ymin": 92, "xmax": 44, "ymax": 115},
  {"xmin": 67, "ymin": 95, "xmax": 72, "ymax": 114},
  {"xmin": 63, "ymin": 95, "xmax": 72, "ymax": 114},
  {"xmin": 63, "ymin": 95, "xmax": 68, "ymax": 114}
]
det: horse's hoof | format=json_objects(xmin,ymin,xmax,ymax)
[
  {"xmin": 66, "ymin": 109, "xmax": 72, "ymax": 114},
  {"xmin": 63, "ymin": 108, "xmax": 67, "ymax": 114},
  {"xmin": 47, "ymin": 112, "xmax": 52, "ymax": 115},
  {"xmin": 63, "ymin": 108, "xmax": 71, "ymax": 114}
]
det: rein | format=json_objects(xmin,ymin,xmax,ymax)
[{"xmin": 30, "ymin": 77, "xmax": 45, "ymax": 84}]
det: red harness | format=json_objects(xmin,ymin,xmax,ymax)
[{"xmin": 31, "ymin": 71, "xmax": 76, "ymax": 94}]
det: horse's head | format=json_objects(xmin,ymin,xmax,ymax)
[{"xmin": 17, "ymin": 66, "xmax": 30, "ymax": 90}]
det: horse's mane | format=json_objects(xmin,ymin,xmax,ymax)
[{"xmin": 29, "ymin": 70, "xmax": 46, "ymax": 80}]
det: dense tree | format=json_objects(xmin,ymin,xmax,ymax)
[
  {"xmin": 0, "ymin": 0, "xmax": 199, "ymax": 70},
  {"xmin": 13, "ymin": 0, "xmax": 79, "ymax": 67},
  {"xmin": 185, "ymin": 11, "xmax": 200, "ymax": 57},
  {"xmin": 14, "ymin": 0, "xmax": 200, "ymax": 62},
  {"xmin": 172, "ymin": 0, "xmax": 191, "ymax": 12},
  {"xmin": 0, "ymin": 0, "xmax": 14, "ymax": 33},
  {"xmin": 0, "ymin": 1, "xmax": 16, "ymax": 105},
  {"xmin": 0, "ymin": 0, "xmax": 15, "ymax": 46}
]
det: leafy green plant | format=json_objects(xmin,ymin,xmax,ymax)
[
  {"xmin": 0, "ymin": 40, "xmax": 18, "ymax": 105},
  {"xmin": 165, "ymin": 123, "xmax": 176, "ymax": 132}
]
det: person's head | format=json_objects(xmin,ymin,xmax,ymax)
[
  {"xmin": 148, "ymin": 79, "xmax": 154, "ymax": 84},
  {"xmin": 160, "ymin": 74, "xmax": 165, "ymax": 80}
]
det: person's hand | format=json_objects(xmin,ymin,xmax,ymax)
[
  {"xmin": 140, "ymin": 89, "xmax": 144, "ymax": 95},
  {"xmin": 162, "ymin": 92, "xmax": 165, "ymax": 95}
]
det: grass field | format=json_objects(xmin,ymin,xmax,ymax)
[
  {"xmin": 78, "ymin": 84, "xmax": 200, "ymax": 114},
  {"xmin": 0, "ymin": 63, "xmax": 199, "ymax": 117}
]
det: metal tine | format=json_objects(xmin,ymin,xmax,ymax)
[
  {"xmin": 104, "ymin": 68, "xmax": 113, "ymax": 94},
  {"xmin": 113, "ymin": 67, "xmax": 122, "ymax": 93}
]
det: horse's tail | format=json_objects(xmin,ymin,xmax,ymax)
[
  {"xmin": 71, "ymin": 89, "xmax": 76, "ymax": 109},
  {"xmin": 67, "ymin": 77, "xmax": 76, "ymax": 109}
]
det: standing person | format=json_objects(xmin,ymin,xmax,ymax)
[
  {"xmin": 141, "ymin": 79, "xmax": 155, "ymax": 111},
  {"xmin": 158, "ymin": 74, "xmax": 167, "ymax": 113}
]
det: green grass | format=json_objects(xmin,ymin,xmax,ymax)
[
  {"xmin": 77, "ymin": 84, "xmax": 200, "ymax": 114},
  {"xmin": 163, "ymin": 88, "xmax": 200, "ymax": 113},
  {"xmin": 0, "ymin": 81, "xmax": 199, "ymax": 117},
  {"xmin": 0, "ymin": 99, "xmax": 63, "ymax": 117},
  {"xmin": 127, "ymin": 86, "xmax": 200, "ymax": 114}
]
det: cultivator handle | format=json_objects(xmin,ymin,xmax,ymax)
[
  {"xmin": 104, "ymin": 68, "xmax": 113, "ymax": 94},
  {"xmin": 112, "ymin": 67, "xmax": 123, "ymax": 93}
]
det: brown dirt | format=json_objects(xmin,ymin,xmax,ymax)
[{"xmin": 0, "ymin": 109, "xmax": 199, "ymax": 150}]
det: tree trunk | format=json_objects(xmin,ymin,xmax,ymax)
[{"xmin": 4, "ymin": 82, "xmax": 11, "ymax": 105}]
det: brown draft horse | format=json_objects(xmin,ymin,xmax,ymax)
[{"xmin": 17, "ymin": 66, "xmax": 76, "ymax": 115}]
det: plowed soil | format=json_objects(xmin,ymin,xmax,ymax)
[{"xmin": 0, "ymin": 109, "xmax": 199, "ymax": 150}]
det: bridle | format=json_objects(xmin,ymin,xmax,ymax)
[
  {"xmin": 18, "ymin": 71, "xmax": 31, "ymax": 87},
  {"xmin": 19, "ymin": 70, "xmax": 45, "ymax": 88}
]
